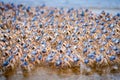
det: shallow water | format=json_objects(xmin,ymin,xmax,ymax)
[
  {"xmin": 0, "ymin": 0, "xmax": 120, "ymax": 80},
  {"xmin": 1, "ymin": 0, "xmax": 120, "ymax": 14},
  {"xmin": 1, "ymin": 0, "xmax": 120, "ymax": 9}
]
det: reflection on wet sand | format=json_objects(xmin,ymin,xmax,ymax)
[{"xmin": 1, "ymin": 65, "xmax": 120, "ymax": 80}]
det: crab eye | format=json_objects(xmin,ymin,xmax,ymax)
[
  {"xmin": 115, "ymin": 39, "xmax": 120, "ymax": 44},
  {"xmin": 106, "ymin": 50, "xmax": 111, "ymax": 55},
  {"xmin": 35, "ymin": 36, "xmax": 41, "ymax": 41},
  {"xmin": 31, "ymin": 57, "xmax": 35, "ymax": 62},
  {"xmin": 108, "ymin": 24, "xmax": 114, "ymax": 28},
  {"xmin": 96, "ymin": 56, "xmax": 102, "ymax": 62},
  {"xmin": 100, "ymin": 26, "xmax": 104, "ymax": 30},
  {"xmin": 83, "ymin": 48, "xmax": 87, "ymax": 53},
  {"xmin": 47, "ymin": 10, "xmax": 54, "ymax": 17},
  {"xmin": 112, "ymin": 38, "xmax": 116, "ymax": 42},
  {"xmin": 81, "ymin": 10, "xmax": 84, "ymax": 16},
  {"xmin": 20, "ymin": 57, "xmax": 25, "ymax": 62},
  {"xmin": 109, "ymin": 55, "xmax": 116, "ymax": 61},
  {"xmin": 38, "ymin": 55, "xmax": 42, "ymax": 60},
  {"xmin": 102, "ymin": 29, "xmax": 107, "ymax": 34},
  {"xmin": 90, "ymin": 28, "xmax": 96, "ymax": 33},
  {"xmin": 96, "ymin": 20, "xmax": 99, "ymax": 23},
  {"xmin": 46, "ymin": 56, "xmax": 53, "ymax": 62},
  {"xmin": 1, "ymin": 37, "xmax": 6, "ymax": 42},
  {"xmin": 41, "ymin": 10, "xmax": 44, "ymax": 14},
  {"xmin": 66, "ymin": 44, "xmax": 70, "ymax": 48},
  {"xmin": 111, "ymin": 31, "xmax": 115, "ymax": 35},
  {"xmin": 31, "ymin": 51, "xmax": 37, "ymax": 55},
  {"xmin": 3, "ymin": 61, "xmax": 9, "ymax": 67},
  {"xmin": 32, "ymin": 16, "xmax": 37, "ymax": 21},
  {"xmin": 112, "ymin": 46, "xmax": 118, "ymax": 51},
  {"xmin": 0, "ymin": 24, "xmax": 3, "ymax": 28},
  {"xmin": 22, "ymin": 61, "xmax": 28, "ymax": 66},
  {"xmin": 115, "ymin": 49, "xmax": 120, "ymax": 54},
  {"xmin": 15, "ymin": 25, "xmax": 20, "ymax": 30},
  {"xmin": 7, "ymin": 55, "xmax": 14, "ymax": 61},
  {"xmin": 84, "ymin": 59, "xmax": 89, "ymax": 64},
  {"xmin": 88, "ymin": 53, "xmax": 95, "ymax": 59},
  {"xmin": 88, "ymin": 39, "xmax": 93, "ymax": 42},
  {"xmin": 73, "ymin": 57, "xmax": 79, "ymax": 62},
  {"xmin": 100, "ymin": 47, "xmax": 105, "ymax": 52},
  {"xmin": 102, "ymin": 41, "xmax": 107, "ymax": 46},
  {"xmin": 106, "ymin": 18, "xmax": 111, "ymax": 21},
  {"xmin": 56, "ymin": 60, "xmax": 62, "ymax": 66},
  {"xmin": 42, "ymin": 48, "xmax": 46, "ymax": 53},
  {"xmin": 56, "ymin": 45, "xmax": 61, "ymax": 51},
  {"xmin": 106, "ymin": 36, "xmax": 111, "ymax": 40},
  {"xmin": 23, "ymin": 44, "xmax": 27, "ymax": 48},
  {"xmin": 116, "ymin": 13, "xmax": 120, "ymax": 17}
]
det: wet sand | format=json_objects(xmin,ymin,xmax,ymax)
[{"xmin": 1, "ymin": 67, "xmax": 120, "ymax": 80}]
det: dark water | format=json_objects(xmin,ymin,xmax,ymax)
[{"xmin": 0, "ymin": 0, "xmax": 120, "ymax": 80}]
